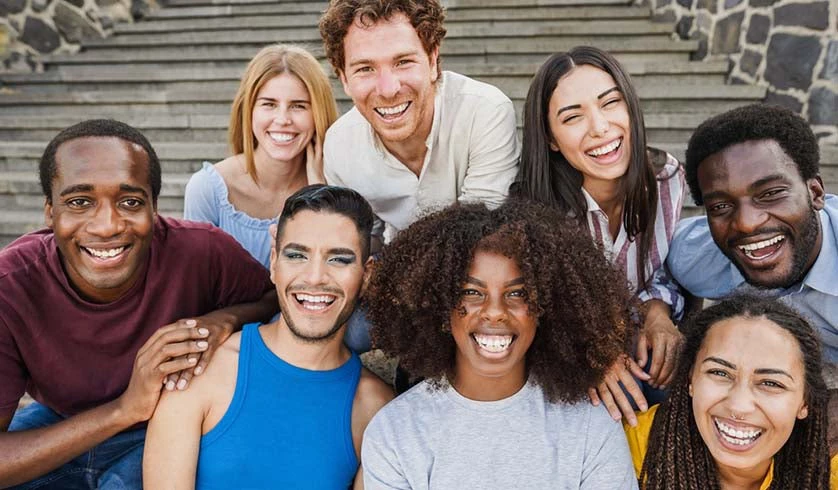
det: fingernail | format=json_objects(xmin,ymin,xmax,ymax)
[
  {"xmin": 177, "ymin": 379, "xmax": 187, "ymax": 390},
  {"xmin": 198, "ymin": 328, "xmax": 209, "ymax": 336},
  {"xmin": 189, "ymin": 357, "xmax": 198, "ymax": 363},
  {"xmin": 195, "ymin": 366, "xmax": 204, "ymax": 375},
  {"xmin": 166, "ymin": 381, "xmax": 175, "ymax": 391},
  {"xmin": 197, "ymin": 341, "xmax": 208, "ymax": 349},
  {"xmin": 640, "ymin": 403, "xmax": 649, "ymax": 411},
  {"xmin": 185, "ymin": 319, "xmax": 197, "ymax": 326}
]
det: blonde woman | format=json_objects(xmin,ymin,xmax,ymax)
[{"xmin": 184, "ymin": 44, "xmax": 338, "ymax": 268}]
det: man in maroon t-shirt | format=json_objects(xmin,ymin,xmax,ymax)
[{"xmin": 0, "ymin": 120, "xmax": 277, "ymax": 488}]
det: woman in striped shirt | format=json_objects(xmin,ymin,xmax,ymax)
[{"xmin": 515, "ymin": 46, "xmax": 687, "ymax": 426}]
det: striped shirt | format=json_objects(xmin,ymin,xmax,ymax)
[{"xmin": 582, "ymin": 153, "xmax": 686, "ymax": 319}]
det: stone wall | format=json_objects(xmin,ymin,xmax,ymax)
[
  {"xmin": 647, "ymin": 0, "xmax": 838, "ymax": 141},
  {"xmin": 0, "ymin": 0, "xmax": 152, "ymax": 71}
]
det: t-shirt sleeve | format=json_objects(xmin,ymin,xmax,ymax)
[
  {"xmin": 208, "ymin": 229, "xmax": 273, "ymax": 308},
  {"xmin": 362, "ymin": 411, "xmax": 411, "ymax": 490},
  {"xmin": 183, "ymin": 166, "xmax": 220, "ymax": 225},
  {"xmin": 0, "ymin": 315, "xmax": 26, "ymax": 417},
  {"xmin": 581, "ymin": 405, "xmax": 640, "ymax": 490},
  {"xmin": 459, "ymin": 98, "xmax": 520, "ymax": 209}
]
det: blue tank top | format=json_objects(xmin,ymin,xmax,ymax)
[{"xmin": 195, "ymin": 323, "xmax": 362, "ymax": 489}]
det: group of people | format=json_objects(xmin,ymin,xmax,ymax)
[{"xmin": 0, "ymin": 0, "xmax": 835, "ymax": 488}]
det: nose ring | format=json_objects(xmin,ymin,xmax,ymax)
[{"xmin": 731, "ymin": 411, "xmax": 744, "ymax": 421}]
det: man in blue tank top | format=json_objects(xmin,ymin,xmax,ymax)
[{"xmin": 143, "ymin": 185, "xmax": 395, "ymax": 489}]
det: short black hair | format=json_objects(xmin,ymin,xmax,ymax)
[
  {"xmin": 39, "ymin": 119, "xmax": 162, "ymax": 203},
  {"xmin": 275, "ymin": 184, "xmax": 374, "ymax": 260},
  {"xmin": 685, "ymin": 104, "xmax": 820, "ymax": 205}
]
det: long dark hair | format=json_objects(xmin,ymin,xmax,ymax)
[
  {"xmin": 641, "ymin": 295, "xmax": 830, "ymax": 489},
  {"xmin": 515, "ymin": 46, "xmax": 661, "ymax": 288}
]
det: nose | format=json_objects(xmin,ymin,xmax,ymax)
[
  {"xmin": 588, "ymin": 109, "xmax": 610, "ymax": 138},
  {"xmin": 725, "ymin": 379, "xmax": 757, "ymax": 418},
  {"xmin": 302, "ymin": 258, "xmax": 329, "ymax": 286},
  {"xmin": 86, "ymin": 201, "xmax": 124, "ymax": 238},
  {"xmin": 732, "ymin": 203, "xmax": 769, "ymax": 235},
  {"xmin": 274, "ymin": 106, "xmax": 292, "ymax": 125},
  {"xmin": 375, "ymin": 68, "xmax": 401, "ymax": 99},
  {"xmin": 480, "ymin": 294, "xmax": 508, "ymax": 324}
]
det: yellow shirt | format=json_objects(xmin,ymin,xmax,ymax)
[{"xmin": 623, "ymin": 405, "xmax": 838, "ymax": 489}]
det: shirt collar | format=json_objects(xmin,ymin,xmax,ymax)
[
  {"xmin": 797, "ymin": 208, "xmax": 838, "ymax": 296},
  {"xmin": 580, "ymin": 187, "xmax": 604, "ymax": 215}
]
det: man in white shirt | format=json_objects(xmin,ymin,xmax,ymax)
[{"xmin": 319, "ymin": 0, "xmax": 519, "ymax": 246}]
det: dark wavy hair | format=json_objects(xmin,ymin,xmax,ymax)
[
  {"xmin": 366, "ymin": 199, "xmax": 636, "ymax": 403},
  {"xmin": 319, "ymin": 0, "xmax": 446, "ymax": 79},
  {"xmin": 515, "ymin": 46, "xmax": 673, "ymax": 289},
  {"xmin": 685, "ymin": 103, "xmax": 820, "ymax": 206},
  {"xmin": 641, "ymin": 295, "xmax": 830, "ymax": 489},
  {"xmin": 276, "ymin": 184, "xmax": 375, "ymax": 261},
  {"xmin": 39, "ymin": 119, "xmax": 161, "ymax": 204}
]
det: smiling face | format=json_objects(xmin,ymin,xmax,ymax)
[
  {"xmin": 698, "ymin": 139, "xmax": 824, "ymax": 289},
  {"xmin": 45, "ymin": 136, "xmax": 156, "ymax": 304},
  {"xmin": 339, "ymin": 13, "xmax": 438, "ymax": 150},
  {"xmin": 251, "ymin": 72, "xmax": 316, "ymax": 166},
  {"xmin": 690, "ymin": 316, "xmax": 809, "ymax": 477},
  {"xmin": 270, "ymin": 209, "xmax": 369, "ymax": 343},
  {"xmin": 547, "ymin": 64, "xmax": 632, "ymax": 189},
  {"xmin": 450, "ymin": 250, "xmax": 537, "ymax": 399}
]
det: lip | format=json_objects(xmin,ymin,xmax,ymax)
[
  {"xmin": 712, "ymin": 416, "xmax": 764, "ymax": 452},
  {"xmin": 290, "ymin": 291, "xmax": 339, "ymax": 315},
  {"xmin": 733, "ymin": 233, "xmax": 787, "ymax": 266},
  {"xmin": 373, "ymin": 101, "xmax": 411, "ymax": 122},
  {"xmin": 267, "ymin": 131, "xmax": 298, "ymax": 145},
  {"xmin": 80, "ymin": 244, "xmax": 132, "ymax": 267},
  {"xmin": 469, "ymin": 330, "xmax": 517, "ymax": 360},
  {"xmin": 584, "ymin": 137, "xmax": 625, "ymax": 166}
]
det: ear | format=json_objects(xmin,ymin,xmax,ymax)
[
  {"xmin": 807, "ymin": 176, "xmax": 826, "ymax": 211},
  {"xmin": 360, "ymin": 256, "xmax": 374, "ymax": 297},
  {"xmin": 688, "ymin": 383, "xmax": 693, "ymax": 397},
  {"xmin": 338, "ymin": 69, "xmax": 351, "ymax": 98},
  {"xmin": 269, "ymin": 245, "xmax": 278, "ymax": 286},
  {"xmin": 429, "ymin": 46, "xmax": 440, "ymax": 83},
  {"xmin": 44, "ymin": 199, "xmax": 54, "ymax": 229},
  {"xmin": 549, "ymin": 140, "xmax": 560, "ymax": 152},
  {"xmin": 797, "ymin": 403, "xmax": 809, "ymax": 420}
]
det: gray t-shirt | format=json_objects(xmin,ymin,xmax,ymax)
[{"xmin": 362, "ymin": 380, "xmax": 638, "ymax": 489}]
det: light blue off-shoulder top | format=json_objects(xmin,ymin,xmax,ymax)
[{"xmin": 183, "ymin": 162, "xmax": 276, "ymax": 268}]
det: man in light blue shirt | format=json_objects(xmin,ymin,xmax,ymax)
[{"xmin": 667, "ymin": 104, "xmax": 838, "ymax": 362}]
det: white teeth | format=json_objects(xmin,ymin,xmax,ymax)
[
  {"xmin": 294, "ymin": 293, "xmax": 335, "ymax": 304},
  {"xmin": 587, "ymin": 138, "xmax": 621, "ymax": 157},
  {"xmin": 85, "ymin": 246, "xmax": 125, "ymax": 259},
  {"xmin": 269, "ymin": 132, "xmax": 294, "ymax": 143},
  {"xmin": 739, "ymin": 236, "xmax": 784, "ymax": 255},
  {"xmin": 714, "ymin": 418, "xmax": 762, "ymax": 446},
  {"xmin": 473, "ymin": 334, "xmax": 513, "ymax": 353},
  {"xmin": 375, "ymin": 102, "xmax": 409, "ymax": 116}
]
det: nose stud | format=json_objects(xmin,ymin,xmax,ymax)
[{"xmin": 731, "ymin": 411, "xmax": 744, "ymax": 421}]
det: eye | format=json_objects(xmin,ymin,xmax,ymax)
[
  {"xmin": 328, "ymin": 256, "xmax": 355, "ymax": 266},
  {"xmin": 396, "ymin": 59, "xmax": 413, "ymax": 67},
  {"xmin": 759, "ymin": 379, "xmax": 786, "ymax": 390},
  {"xmin": 507, "ymin": 289, "xmax": 527, "ymax": 299},
  {"xmin": 121, "ymin": 198, "xmax": 144, "ymax": 209},
  {"xmin": 707, "ymin": 368, "xmax": 731, "ymax": 379},
  {"xmin": 291, "ymin": 103, "xmax": 309, "ymax": 110},
  {"xmin": 603, "ymin": 97, "xmax": 621, "ymax": 107},
  {"xmin": 461, "ymin": 288, "xmax": 483, "ymax": 300},
  {"xmin": 283, "ymin": 252, "xmax": 306, "ymax": 261},
  {"xmin": 66, "ymin": 197, "xmax": 92, "ymax": 208},
  {"xmin": 759, "ymin": 188, "xmax": 787, "ymax": 200},
  {"xmin": 707, "ymin": 202, "xmax": 732, "ymax": 216},
  {"xmin": 355, "ymin": 66, "xmax": 373, "ymax": 74},
  {"xmin": 562, "ymin": 114, "xmax": 580, "ymax": 124}
]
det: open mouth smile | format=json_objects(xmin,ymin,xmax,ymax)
[
  {"xmin": 586, "ymin": 138, "xmax": 622, "ymax": 158},
  {"xmin": 713, "ymin": 417, "xmax": 763, "ymax": 449},
  {"xmin": 268, "ymin": 132, "xmax": 296, "ymax": 144},
  {"xmin": 82, "ymin": 245, "xmax": 129, "ymax": 262},
  {"xmin": 471, "ymin": 333, "xmax": 516, "ymax": 356},
  {"xmin": 293, "ymin": 293, "xmax": 337, "ymax": 312},
  {"xmin": 737, "ymin": 235, "xmax": 785, "ymax": 260},
  {"xmin": 374, "ymin": 101, "xmax": 410, "ymax": 119}
]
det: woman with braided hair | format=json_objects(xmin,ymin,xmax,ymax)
[
  {"xmin": 625, "ymin": 295, "xmax": 837, "ymax": 489},
  {"xmin": 361, "ymin": 199, "xmax": 639, "ymax": 489}
]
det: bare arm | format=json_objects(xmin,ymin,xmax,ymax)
[
  {"xmin": 352, "ymin": 370, "xmax": 395, "ymax": 489},
  {"xmin": 143, "ymin": 387, "xmax": 204, "ymax": 490},
  {"xmin": 0, "ymin": 322, "xmax": 209, "ymax": 487}
]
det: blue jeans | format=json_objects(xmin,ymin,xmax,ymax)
[{"xmin": 7, "ymin": 402, "xmax": 145, "ymax": 489}]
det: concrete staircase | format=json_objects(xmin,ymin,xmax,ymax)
[{"xmin": 0, "ymin": 0, "xmax": 833, "ymax": 247}]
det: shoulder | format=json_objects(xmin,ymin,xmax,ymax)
[
  {"xmin": 0, "ymin": 230, "xmax": 53, "ymax": 280},
  {"xmin": 325, "ymin": 108, "xmax": 369, "ymax": 147},
  {"xmin": 441, "ymin": 71, "xmax": 511, "ymax": 107},
  {"xmin": 353, "ymin": 368, "xmax": 395, "ymax": 427}
]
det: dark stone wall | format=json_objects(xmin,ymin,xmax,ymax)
[
  {"xmin": 0, "ymin": 0, "xmax": 153, "ymax": 71},
  {"xmin": 644, "ymin": 0, "xmax": 838, "ymax": 142}
]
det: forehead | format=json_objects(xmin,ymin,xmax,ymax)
[
  {"xmin": 280, "ymin": 210, "xmax": 363, "ymax": 253},
  {"xmin": 550, "ymin": 65, "xmax": 618, "ymax": 105},
  {"xmin": 343, "ymin": 13, "xmax": 424, "ymax": 63},
  {"xmin": 697, "ymin": 139, "xmax": 800, "ymax": 192},
  {"xmin": 699, "ymin": 316, "xmax": 804, "ymax": 372},
  {"xmin": 53, "ymin": 137, "xmax": 151, "ymax": 190},
  {"xmin": 467, "ymin": 250, "xmax": 522, "ymax": 280},
  {"xmin": 256, "ymin": 73, "xmax": 309, "ymax": 100}
]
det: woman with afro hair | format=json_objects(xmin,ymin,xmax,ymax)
[
  {"xmin": 625, "ymin": 295, "xmax": 837, "ymax": 489},
  {"xmin": 362, "ymin": 199, "xmax": 639, "ymax": 489}
]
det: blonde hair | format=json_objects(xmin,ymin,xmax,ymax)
[{"xmin": 229, "ymin": 44, "xmax": 339, "ymax": 184}]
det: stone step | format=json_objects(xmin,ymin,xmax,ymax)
[
  {"xmin": 40, "ymin": 38, "xmax": 697, "ymax": 66},
  {"xmin": 133, "ymin": 5, "xmax": 650, "ymax": 30},
  {"xmin": 159, "ymin": 0, "xmax": 628, "ymax": 7},
  {"xmin": 104, "ymin": 19, "xmax": 673, "ymax": 43}
]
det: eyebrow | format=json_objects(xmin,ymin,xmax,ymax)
[
  {"xmin": 702, "ymin": 356, "xmax": 794, "ymax": 380},
  {"xmin": 556, "ymin": 86, "xmax": 621, "ymax": 116},
  {"xmin": 282, "ymin": 243, "xmax": 358, "ymax": 257},
  {"xmin": 346, "ymin": 50, "xmax": 420, "ymax": 69},
  {"xmin": 59, "ymin": 184, "xmax": 94, "ymax": 197},
  {"xmin": 464, "ymin": 276, "xmax": 525, "ymax": 288},
  {"xmin": 119, "ymin": 184, "xmax": 149, "ymax": 198},
  {"xmin": 256, "ymin": 96, "xmax": 310, "ymax": 104},
  {"xmin": 748, "ymin": 173, "xmax": 791, "ymax": 192}
]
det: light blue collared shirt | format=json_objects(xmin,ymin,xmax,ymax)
[{"xmin": 667, "ymin": 195, "xmax": 838, "ymax": 362}]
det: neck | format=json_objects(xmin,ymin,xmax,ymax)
[
  {"xmin": 251, "ymin": 147, "xmax": 308, "ymax": 191},
  {"xmin": 452, "ymin": 360, "xmax": 527, "ymax": 401},
  {"xmin": 260, "ymin": 317, "xmax": 350, "ymax": 371},
  {"xmin": 583, "ymin": 177, "xmax": 623, "ymax": 216},
  {"xmin": 716, "ymin": 460, "xmax": 771, "ymax": 490},
  {"xmin": 380, "ymin": 94, "xmax": 435, "ymax": 177}
]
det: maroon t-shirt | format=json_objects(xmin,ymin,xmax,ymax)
[{"xmin": 0, "ymin": 217, "xmax": 272, "ymax": 417}]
